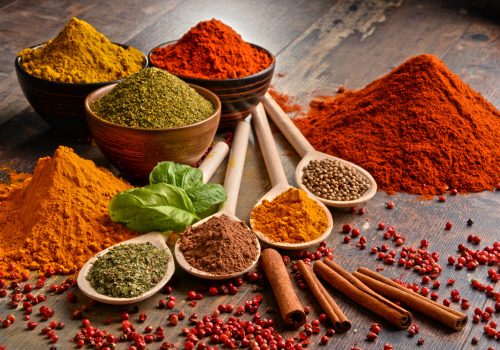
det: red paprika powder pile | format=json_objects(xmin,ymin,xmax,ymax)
[
  {"xmin": 293, "ymin": 54, "xmax": 500, "ymax": 195},
  {"xmin": 150, "ymin": 19, "xmax": 273, "ymax": 80}
]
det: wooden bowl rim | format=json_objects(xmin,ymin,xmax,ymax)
[
  {"xmin": 148, "ymin": 40, "xmax": 276, "ymax": 83},
  {"xmin": 85, "ymin": 82, "xmax": 222, "ymax": 132},
  {"xmin": 15, "ymin": 42, "xmax": 148, "ymax": 86}
]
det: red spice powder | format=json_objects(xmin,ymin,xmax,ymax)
[
  {"xmin": 150, "ymin": 19, "xmax": 272, "ymax": 80},
  {"xmin": 294, "ymin": 54, "xmax": 500, "ymax": 195},
  {"xmin": 269, "ymin": 88, "xmax": 302, "ymax": 114}
]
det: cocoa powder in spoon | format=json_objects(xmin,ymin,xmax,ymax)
[{"xmin": 179, "ymin": 214, "xmax": 259, "ymax": 275}]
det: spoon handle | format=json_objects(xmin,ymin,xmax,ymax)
[
  {"xmin": 219, "ymin": 120, "xmax": 250, "ymax": 215},
  {"xmin": 262, "ymin": 92, "xmax": 315, "ymax": 157},
  {"xmin": 252, "ymin": 103, "xmax": 289, "ymax": 187},
  {"xmin": 198, "ymin": 141, "xmax": 230, "ymax": 183}
]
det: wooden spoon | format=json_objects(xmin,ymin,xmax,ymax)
[
  {"xmin": 77, "ymin": 232, "xmax": 175, "ymax": 305},
  {"xmin": 198, "ymin": 141, "xmax": 229, "ymax": 183},
  {"xmin": 262, "ymin": 93, "xmax": 377, "ymax": 208},
  {"xmin": 250, "ymin": 104, "xmax": 333, "ymax": 250},
  {"xmin": 174, "ymin": 120, "xmax": 261, "ymax": 280},
  {"xmin": 76, "ymin": 142, "xmax": 229, "ymax": 304}
]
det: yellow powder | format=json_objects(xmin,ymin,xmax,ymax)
[
  {"xmin": 18, "ymin": 17, "xmax": 144, "ymax": 83},
  {"xmin": 251, "ymin": 188, "xmax": 329, "ymax": 243}
]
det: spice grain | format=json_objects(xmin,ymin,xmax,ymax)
[{"xmin": 302, "ymin": 159, "xmax": 369, "ymax": 201}]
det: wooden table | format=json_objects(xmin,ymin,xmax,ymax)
[{"xmin": 0, "ymin": 0, "xmax": 498, "ymax": 349}]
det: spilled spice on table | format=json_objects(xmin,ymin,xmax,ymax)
[
  {"xmin": 0, "ymin": 167, "xmax": 30, "ymax": 200},
  {"xmin": 268, "ymin": 88, "xmax": 302, "ymax": 114}
]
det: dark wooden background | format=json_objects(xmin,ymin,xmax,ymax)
[{"xmin": 0, "ymin": 0, "xmax": 499, "ymax": 349}]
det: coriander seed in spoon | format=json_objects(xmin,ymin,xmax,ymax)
[{"xmin": 262, "ymin": 93, "xmax": 377, "ymax": 208}]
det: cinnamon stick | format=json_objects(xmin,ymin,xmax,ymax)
[
  {"xmin": 297, "ymin": 260, "xmax": 351, "ymax": 332},
  {"xmin": 313, "ymin": 260, "xmax": 413, "ymax": 329},
  {"xmin": 354, "ymin": 267, "xmax": 468, "ymax": 331},
  {"xmin": 260, "ymin": 248, "xmax": 306, "ymax": 328}
]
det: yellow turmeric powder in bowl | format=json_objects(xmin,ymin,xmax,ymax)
[
  {"xmin": 18, "ymin": 17, "xmax": 144, "ymax": 83},
  {"xmin": 250, "ymin": 188, "xmax": 329, "ymax": 243}
]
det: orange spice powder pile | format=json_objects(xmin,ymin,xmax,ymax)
[
  {"xmin": 293, "ymin": 54, "xmax": 500, "ymax": 195},
  {"xmin": 0, "ymin": 146, "xmax": 135, "ymax": 276}
]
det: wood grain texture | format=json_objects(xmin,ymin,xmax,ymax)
[{"xmin": 0, "ymin": 0, "xmax": 499, "ymax": 349}]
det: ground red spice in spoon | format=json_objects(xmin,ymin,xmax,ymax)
[{"xmin": 293, "ymin": 54, "xmax": 500, "ymax": 195}]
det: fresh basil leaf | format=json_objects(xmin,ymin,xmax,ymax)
[
  {"xmin": 109, "ymin": 183, "xmax": 199, "ymax": 232},
  {"xmin": 185, "ymin": 183, "xmax": 227, "ymax": 218},
  {"xmin": 149, "ymin": 161, "xmax": 203, "ymax": 189}
]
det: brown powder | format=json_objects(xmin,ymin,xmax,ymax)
[{"xmin": 179, "ymin": 214, "xmax": 259, "ymax": 275}]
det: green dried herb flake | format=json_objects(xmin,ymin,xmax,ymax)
[
  {"xmin": 91, "ymin": 67, "xmax": 214, "ymax": 128},
  {"xmin": 86, "ymin": 242, "xmax": 170, "ymax": 298}
]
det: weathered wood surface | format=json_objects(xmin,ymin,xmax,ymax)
[{"xmin": 0, "ymin": 0, "xmax": 498, "ymax": 349}]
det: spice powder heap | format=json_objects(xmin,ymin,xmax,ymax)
[
  {"xmin": 179, "ymin": 214, "xmax": 259, "ymax": 275},
  {"xmin": 92, "ymin": 68, "xmax": 214, "ymax": 129},
  {"xmin": 18, "ymin": 17, "xmax": 144, "ymax": 83},
  {"xmin": 150, "ymin": 19, "xmax": 273, "ymax": 79},
  {"xmin": 0, "ymin": 146, "xmax": 135, "ymax": 276},
  {"xmin": 251, "ymin": 188, "xmax": 329, "ymax": 243},
  {"xmin": 87, "ymin": 242, "xmax": 170, "ymax": 298},
  {"xmin": 294, "ymin": 54, "xmax": 500, "ymax": 195}
]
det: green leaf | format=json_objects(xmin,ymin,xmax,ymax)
[
  {"xmin": 109, "ymin": 183, "xmax": 199, "ymax": 232},
  {"xmin": 149, "ymin": 161, "xmax": 203, "ymax": 189},
  {"xmin": 186, "ymin": 183, "xmax": 227, "ymax": 218}
]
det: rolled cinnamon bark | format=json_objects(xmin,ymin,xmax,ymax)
[
  {"xmin": 314, "ymin": 260, "xmax": 413, "ymax": 329},
  {"xmin": 297, "ymin": 260, "xmax": 351, "ymax": 332},
  {"xmin": 354, "ymin": 267, "xmax": 467, "ymax": 331},
  {"xmin": 260, "ymin": 248, "xmax": 306, "ymax": 328}
]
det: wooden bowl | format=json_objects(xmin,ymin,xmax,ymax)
[
  {"xmin": 15, "ymin": 43, "xmax": 148, "ymax": 140},
  {"xmin": 148, "ymin": 41, "xmax": 275, "ymax": 129},
  {"xmin": 85, "ymin": 83, "xmax": 221, "ymax": 183}
]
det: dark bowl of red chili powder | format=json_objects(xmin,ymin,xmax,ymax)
[{"xmin": 148, "ymin": 19, "xmax": 275, "ymax": 129}]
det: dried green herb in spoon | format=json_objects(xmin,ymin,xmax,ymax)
[{"xmin": 86, "ymin": 242, "xmax": 170, "ymax": 298}]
